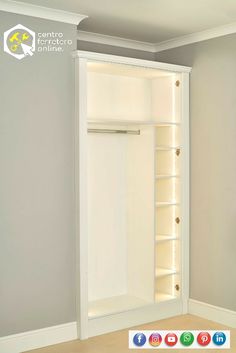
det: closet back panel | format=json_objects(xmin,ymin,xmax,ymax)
[
  {"xmin": 87, "ymin": 126, "xmax": 155, "ymax": 303},
  {"xmin": 155, "ymin": 126, "xmax": 180, "ymax": 146},
  {"xmin": 88, "ymin": 133, "xmax": 127, "ymax": 301},
  {"xmin": 87, "ymin": 72, "xmax": 152, "ymax": 121},
  {"xmin": 151, "ymin": 75, "xmax": 181, "ymax": 122},
  {"xmin": 156, "ymin": 205, "xmax": 180, "ymax": 235},
  {"xmin": 127, "ymin": 126, "xmax": 155, "ymax": 302}
]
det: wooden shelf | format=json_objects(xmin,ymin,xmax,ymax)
[
  {"xmin": 155, "ymin": 292, "xmax": 177, "ymax": 302},
  {"xmin": 156, "ymin": 235, "xmax": 178, "ymax": 242},
  {"xmin": 155, "ymin": 268, "xmax": 177, "ymax": 278},
  {"xmin": 88, "ymin": 295, "xmax": 151, "ymax": 318},
  {"xmin": 156, "ymin": 201, "xmax": 179, "ymax": 207},
  {"xmin": 156, "ymin": 174, "xmax": 179, "ymax": 179},
  {"xmin": 155, "ymin": 146, "xmax": 181, "ymax": 151},
  {"xmin": 88, "ymin": 119, "xmax": 180, "ymax": 126}
]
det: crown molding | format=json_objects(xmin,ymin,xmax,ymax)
[
  {"xmin": 155, "ymin": 21, "xmax": 236, "ymax": 52},
  {"xmin": 78, "ymin": 21, "xmax": 236, "ymax": 54},
  {"xmin": 0, "ymin": 0, "xmax": 88, "ymax": 25},
  {"xmin": 77, "ymin": 30, "xmax": 156, "ymax": 53}
]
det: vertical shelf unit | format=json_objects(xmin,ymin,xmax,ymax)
[
  {"xmin": 155, "ymin": 123, "xmax": 181, "ymax": 303},
  {"xmin": 74, "ymin": 51, "xmax": 191, "ymax": 339}
]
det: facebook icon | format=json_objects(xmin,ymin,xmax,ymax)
[
  {"xmin": 213, "ymin": 332, "xmax": 226, "ymax": 346},
  {"xmin": 133, "ymin": 332, "xmax": 147, "ymax": 347}
]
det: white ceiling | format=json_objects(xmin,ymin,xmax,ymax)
[{"xmin": 12, "ymin": 0, "xmax": 236, "ymax": 43}]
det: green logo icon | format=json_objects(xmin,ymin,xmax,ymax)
[{"xmin": 180, "ymin": 332, "xmax": 194, "ymax": 346}]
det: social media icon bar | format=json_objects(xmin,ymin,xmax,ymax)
[
  {"xmin": 129, "ymin": 330, "xmax": 230, "ymax": 349},
  {"xmin": 149, "ymin": 333, "xmax": 162, "ymax": 347}
]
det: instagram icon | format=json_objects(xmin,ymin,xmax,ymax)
[{"xmin": 149, "ymin": 333, "xmax": 162, "ymax": 347}]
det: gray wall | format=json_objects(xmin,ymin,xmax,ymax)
[
  {"xmin": 156, "ymin": 34, "xmax": 236, "ymax": 311},
  {"xmin": 0, "ymin": 12, "xmax": 77, "ymax": 336},
  {"xmin": 1, "ymin": 10, "xmax": 235, "ymax": 337},
  {"xmin": 77, "ymin": 40, "xmax": 155, "ymax": 60}
]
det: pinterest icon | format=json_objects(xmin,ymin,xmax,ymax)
[{"xmin": 197, "ymin": 332, "xmax": 211, "ymax": 346}]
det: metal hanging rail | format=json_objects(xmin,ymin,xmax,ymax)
[{"xmin": 88, "ymin": 128, "xmax": 140, "ymax": 135}]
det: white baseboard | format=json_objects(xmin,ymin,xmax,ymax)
[
  {"xmin": 189, "ymin": 299, "xmax": 236, "ymax": 328},
  {"xmin": 1, "ymin": 300, "xmax": 236, "ymax": 352},
  {"xmin": 0, "ymin": 322, "xmax": 77, "ymax": 353}
]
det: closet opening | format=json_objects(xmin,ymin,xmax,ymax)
[{"xmin": 86, "ymin": 60, "xmax": 182, "ymax": 318}]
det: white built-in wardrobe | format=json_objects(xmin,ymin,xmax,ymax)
[{"xmin": 74, "ymin": 51, "xmax": 191, "ymax": 339}]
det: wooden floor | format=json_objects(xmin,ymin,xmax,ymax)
[{"xmin": 25, "ymin": 314, "xmax": 236, "ymax": 353}]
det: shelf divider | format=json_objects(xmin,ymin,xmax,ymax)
[
  {"xmin": 88, "ymin": 119, "xmax": 181, "ymax": 126},
  {"xmin": 155, "ymin": 174, "xmax": 179, "ymax": 179},
  {"xmin": 155, "ymin": 268, "xmax": 177, "ymax": 278},
  {"xmin": 156, "ymin": 201, "xmax": 179, "ymax": 207},
  {"xmin": 155, "ymin": 146, "xmax": 180, "ymax": 151},
  {"xmin": 156, "ymin": 235, "xmax": 178, "ymax": 242},
  {"xmin": 155, "ymin": 292, "xmax": 177, "ymax": 302}
]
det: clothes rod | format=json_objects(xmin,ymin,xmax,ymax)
[{"xmin": 88, "ymin": 128, "xmax": 140, "ymax": 135}]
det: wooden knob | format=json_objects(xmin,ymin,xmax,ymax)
[
  {"xmin": 175, "ymin": 217, "xmax": 180, "ymax": 224},
  {"xmin": 175, "ymin": 80, "xmax": 180, "ymax": 87},
  {"xmin": 176, "ymin": 148, "xmax": 180, "ymax": 156},
  {"xmin": 175, "ymin": 284, "xmax": 180, "ymax": 291}
]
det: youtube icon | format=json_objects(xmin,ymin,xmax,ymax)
[{"xmin": 165, "ymin": 333, "xmax": 178, "ymax": 347}]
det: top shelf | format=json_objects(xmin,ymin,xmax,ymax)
[{"xmin": 88, "ymin": 119, "xmax": 180, "ymax": 126}]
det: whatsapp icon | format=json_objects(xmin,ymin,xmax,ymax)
[{"xmin": 180, "ymin": 332, "xmax": 194, "ymax": 346}]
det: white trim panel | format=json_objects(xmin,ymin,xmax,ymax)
[
  {"xmin": 189, "ymin": 299, "xmax": 236, "ymax": 328},
  {"xmin": 155, "ymin": 21, "xmax": 236, "ymax": 52},
  {"xmin": 88, "ymin": 300, "xmax": 183, "ymax": 337},
  {"xmin": 77, "ymin": 30, "xmax": 156, "ymax": 53},
  {"xmin": 73, "ymin": 50, "xmax": 192, "ymax": 73},
  {"xmin": 180, "ymin": 73, "xmax": 190, "ymax": 314},
  {"xmin": 75, "ymin": 58, "xmax": 89, "ymax": 340},
  {"xmin": 0, "ymin": 0, "xmax": 88, "ymax": 25},
  {"xmin": 0, "ymin": 322, "xmax": 77, "ymax": 353}
]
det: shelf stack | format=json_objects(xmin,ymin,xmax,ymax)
[{"xmin": 155, "ymin": 124, "xmax": 181, "ymax": 302}]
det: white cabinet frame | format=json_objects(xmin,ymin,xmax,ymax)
[{"xmin": 74, "ymin": 50, "xmax": 191, "ymax": 339}]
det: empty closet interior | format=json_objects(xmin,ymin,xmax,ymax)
[{"xmin": 86, "ymin": 60, "xmax": 183, "ymax": 319}]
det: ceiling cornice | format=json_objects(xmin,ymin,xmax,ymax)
[
  {"xmin": 154, "ymin": 21, "xmax": 236, "ymax": 52},
  {"xmin": 77, "ymin": 31, "xmax": 156, "ymax": 53},
  {"xmin": 0, "ymin": 0, "xmax": 88, "ymax": 25},
  {"xmin": 2, "ymin": 1, "xmax": 236, "ymax": 49},
  {"xmin": 78, "ymin": 21, "xmax": 236, "ymax": 53}
]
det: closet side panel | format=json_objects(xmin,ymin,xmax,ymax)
[{"xmin": 87, "ymin": 134, "xmax": 127, "ymax": 301}]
